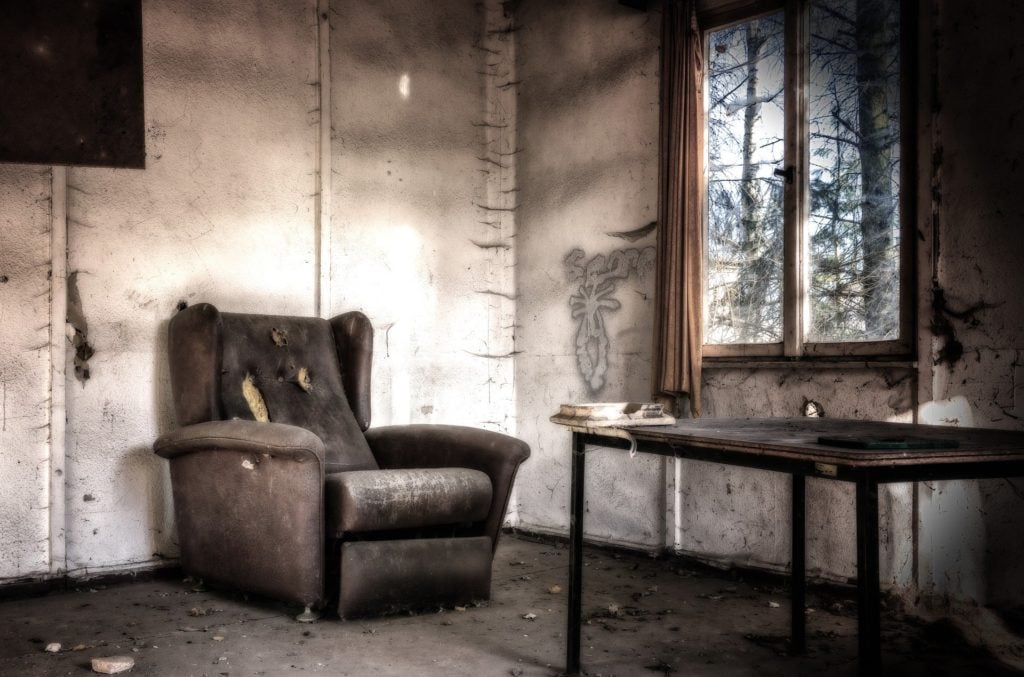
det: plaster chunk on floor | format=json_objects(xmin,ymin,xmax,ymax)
[{"xmin": 91, "ymin": 655, "xmax": 135, "ymax": 674}]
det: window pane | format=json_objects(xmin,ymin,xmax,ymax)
[
  {"xmin": 705, "ymin": 12, "xmax": 786, "ymax": 345},
  {"xmin": 807, "ymin": 0, "xmax": 901, "ymax": 342}
]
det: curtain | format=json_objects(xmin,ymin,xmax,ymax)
[{"xmin": 654, "ymin": 0, "xmax": 703, "ymax": 417}]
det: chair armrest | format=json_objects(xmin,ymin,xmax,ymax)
[
  {"xmin": 153, "ymin": 420, "xmax": 326, "ymax": 608},
  {"xmin": 365, "ymin": 424, "xmax": 529, "ymax": 470},
  {"xmin": 364, "ymin": 425, "xmax": 530, "ymax": 549},
  {"xmin": 154, "ymin": 420, "xmax": 325, "ymax": 467}
]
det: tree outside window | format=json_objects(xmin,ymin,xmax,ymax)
[{"xmin": 703, "ymin": 0, "xmax": 909, "ymax": 358}]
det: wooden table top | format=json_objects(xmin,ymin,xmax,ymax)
[{"xmin": 606, "ymin": 417, "xmax": 1024, "ymax": 468}]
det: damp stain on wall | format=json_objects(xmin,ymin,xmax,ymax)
[
  {"xmin": 564, "ymin": 245, "xmax": 654, "ymax": 392},
  {"xmin": 66, "ymin": 271, "xmax": 94, "ymax": 384}
]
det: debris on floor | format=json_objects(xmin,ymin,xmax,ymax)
[
  {"xmin": 3, "ymin": 535, "xmax": 1022, "ymax": 676},
  {"xmin": 90, "ymin": 655, "xmax": 134, "ymax": 674}
]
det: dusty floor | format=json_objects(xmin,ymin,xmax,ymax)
[{"xmin": 1, "ymin": 534, "xmax": 1020, "ymax": 676}]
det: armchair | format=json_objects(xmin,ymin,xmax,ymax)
[{"xmin": 154, "ymin": 303, "xmax": 530, "ymax": 620}]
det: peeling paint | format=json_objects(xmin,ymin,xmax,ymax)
[
  {"xmin": 801, "ymin": 399, "xmax": 825, "ymax": 418},
  {"xmin": 66, "ymin": 271, "xmax": 94, "ymax": 384},
  {"xmin": 930, "ymin": 286, "xmax": 998, "ymax": 367}
]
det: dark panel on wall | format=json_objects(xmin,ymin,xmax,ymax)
[{"xmin": 0, "ymin": 0, "xmax": 145, "ymax": 168}]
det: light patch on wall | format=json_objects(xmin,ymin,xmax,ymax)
[
  {"xmin": 371, "ymin": 222, "xmax": 427, "ymax": 425},
  {"xmin": 398, "ymin": 73, "xmax": 410, "ymax": 100},
  {"xmin": 920, "ymin": 396, "xmax": 976, "ymax": 428},
  {"xmin": 372, "ymin": 223, "xmax": 425, "ymax": 320}
]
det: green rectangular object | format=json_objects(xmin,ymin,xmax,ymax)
[{"xmin": 817, "ymin": 435, "xmax": 960, "ymax": 451}]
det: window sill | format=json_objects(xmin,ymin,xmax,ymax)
[{"xmin": 701, "ymin": 356, "xmax": 918, "ymax": 371}]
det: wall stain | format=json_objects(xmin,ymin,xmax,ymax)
[
  {"xmin": 564, "ymin": 245, "xmax": 654, "ymax": 392},
  {"xmin": 930, "ymin": 286, "xmax": 999, "ymax": 366},
  {"xmin": 66, "ymin": 271, "xmax": 94, "ymax": 383}
]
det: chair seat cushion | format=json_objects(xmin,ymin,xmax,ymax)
[{"xmin": 325, "ymin": 468, "xmax": 492, "ymax": 535}]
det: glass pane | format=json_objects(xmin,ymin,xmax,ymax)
[
  {"xmin": 807, "ymin": 0, "xmax": 901, "ymax": 342},
  {"xmin": 705, "ymin": 12, "xmax": 786, "ymax": 345}
]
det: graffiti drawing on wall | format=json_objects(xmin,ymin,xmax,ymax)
[{"xmin": 564, "ymin": 246, "xmax": 655, "ymax": 392}]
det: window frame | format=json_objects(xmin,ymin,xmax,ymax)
[{"xmin": 698, "ymin": 0, "xmax": 916, "ymax": 361}]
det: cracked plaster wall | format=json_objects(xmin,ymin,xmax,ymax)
[
  {"xmin": 512, "ymin": 0, "xmax": 1024, "ymax": 609},
  {"xmin": 0, "ymin": 0, "xmax": 516, "ymax": 583},
  {"xmin": 328, "ymin": 0, "xmax": 517, "ymax": 436},
  {"xmin": 514, "ymin": 0, "xmax": 665, "ymax": 550},
  {"xmin": 0, "ymin": 167, "xmax": 53, "ymax": 580},
  {"xmin": 696, "ymin": 369, "xmax": 915, "ymax": 586},
  {"xmin": 60, "ymin": 0, "xmax": 321, "ymax": 575},
  {"xmin": 915, "ymin": 0, "xmax": 1024, "ymax": 606}
]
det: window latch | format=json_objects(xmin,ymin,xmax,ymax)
[{"xmin": 773, "ymin": 166, "xmax": 794, "ymax": 184}]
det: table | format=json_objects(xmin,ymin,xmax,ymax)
[{"xmin": 561, "ymin": 417, "xmax": 1024, "ymax": 676}]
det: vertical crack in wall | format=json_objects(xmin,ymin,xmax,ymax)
[
  {"xmin": 66, "ymin": 271, "xmax": 93, "ymax": 384},
  {"xmin": 477, "ymin": 0, "xmax": 519, "ymax": 438},
  {"xmin": 314, "ymin": 0, "xmax": 332, "ymax": 317},
  {"xmin": 48, "ymin": 164, "xmax": 68, "ymax": 574}
]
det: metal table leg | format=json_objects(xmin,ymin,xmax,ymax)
[
  {"xmin": 855, "ymin": 477, "xmax": 881, "ymax": 675},
  {"xmin": 566, "ymin": 432, "xmax": 586, "ymax": 676},
  {"xmin": 791, "ymin": 473, "xmax": 806, "ymax": 654}
]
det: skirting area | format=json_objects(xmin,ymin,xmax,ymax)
[{"xmin": 0, "ymin": 534, "xmax": 1017, "ymax": 676}]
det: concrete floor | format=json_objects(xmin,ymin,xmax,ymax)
[{"xmin": 1, "ymin": 534, "xmax": 1020, "ymax": 676}]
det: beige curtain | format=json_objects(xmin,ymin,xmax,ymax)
[{"xmin": 654, "ymin": 0, "xmax": 703, "ymax": 417}]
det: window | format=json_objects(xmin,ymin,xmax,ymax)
[{"xmin": 701, "ymin": 0, "xmax": 912, "ymax": 358}]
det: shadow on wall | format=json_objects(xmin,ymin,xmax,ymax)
[
  {"xmin": 151, "ymin": 316, "xmax": 178, "ymax": 559},
  {"xmin": 119, "ymin": 444, "xmax": 175, "ymax": 562}
]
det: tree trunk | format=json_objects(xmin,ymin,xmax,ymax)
[
  {"xmin": 736, "ymin": 21, "xmax": 769, "ymax": 340},
  {"xmin": 856, "ymin": 0, "xmax": 898, "ymax": 337}
]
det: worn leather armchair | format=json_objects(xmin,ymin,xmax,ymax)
[{"xmin": 154, "ymin": 303, "xmax": 530, "ymax": 620}]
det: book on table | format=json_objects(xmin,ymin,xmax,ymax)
[{"xmin": 550, "ymin": 402, "xmax": 676, "ymax": 428}]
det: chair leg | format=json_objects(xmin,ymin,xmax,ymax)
[{"xmin": 295, "ymin": 605, "xmax": 320, "ymax": 623}]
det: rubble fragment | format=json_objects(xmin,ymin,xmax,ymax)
[{"xmin": 91, "ymin": 655, "xmax": 134, "ymax": 674}]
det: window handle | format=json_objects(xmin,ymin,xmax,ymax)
[{"xmin": 774, "ymin": 166, "xmax": 794, "ymax": 184}]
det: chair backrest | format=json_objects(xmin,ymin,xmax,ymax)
[{"xmin": 168, "ymin": 303, "xmax": 378, "ymax": 473}]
